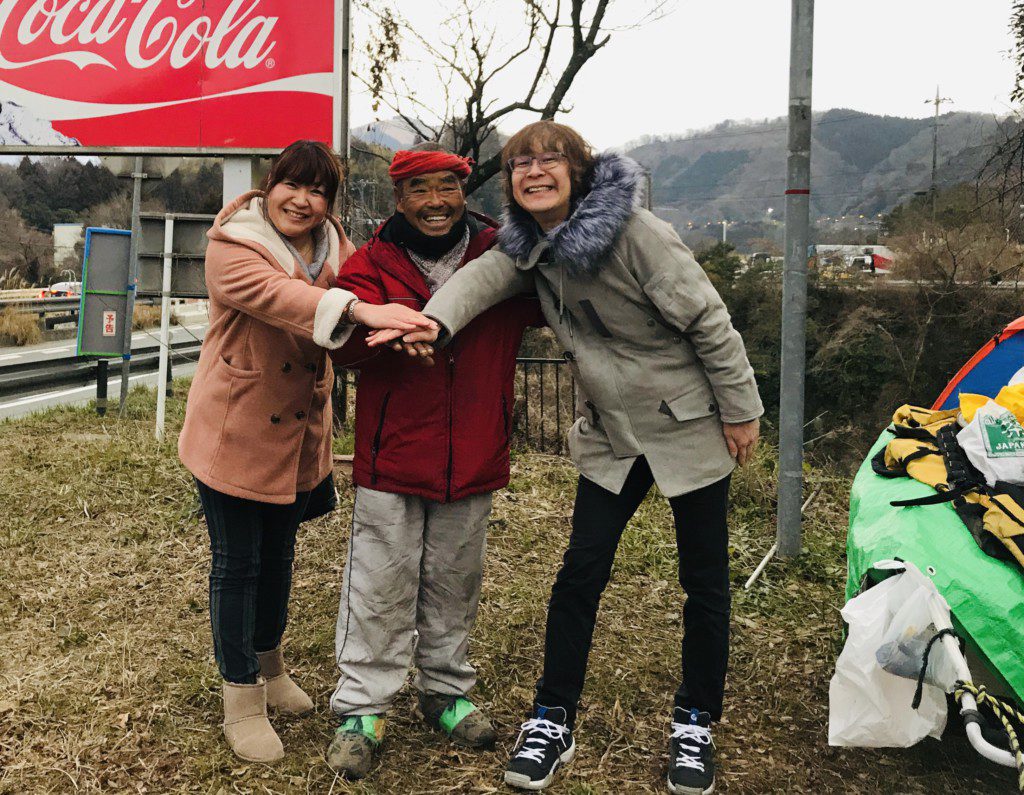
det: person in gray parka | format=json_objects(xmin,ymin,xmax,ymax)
[{"xmin": 367, "ymin": 120, "xmax": 763, "ymax": 795}]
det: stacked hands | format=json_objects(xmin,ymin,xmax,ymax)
[
  {"xmin": 357, "ymin": 304, "xmax": 760, "ymax": 466},
  {"xmin": 363, "ymin": 309, "xmax": 439, "ymax": 363}
]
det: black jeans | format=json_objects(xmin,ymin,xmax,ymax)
[
  {"xmin": 196, "ymin": 479, "xmax": 313, "ymax": 684},
  {"xmin": 535, "ymin": 457, "xmax": 731, "ymax": 725}
]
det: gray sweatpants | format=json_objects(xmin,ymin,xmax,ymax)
[{"xmin": 330, "ymin": 486, "xmax": 493, "ymax": 716}]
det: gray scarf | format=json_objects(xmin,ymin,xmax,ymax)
[
  {"xmin": 408, "ymin": 226, "xmax": 471, "ymax": 294},
  {"xmin": 279, "ymin": 223, "xmax": 330, "ymax": 282}
]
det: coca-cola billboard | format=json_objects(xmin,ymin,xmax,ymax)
[{"xmin": 0, "ymin": 0, "xmax": 339, "ymax": 152}]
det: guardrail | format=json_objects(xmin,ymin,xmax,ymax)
[
  {"xmin": 0, "ymin": 296, "xmax": 161, "ymax": 315},
  {"xmin": 0, "ymin": 340, "xmax": 202, "ymax": 399},
  {"xmin": 0, "ymin": 289, "xmax": 42, "ymax": 300},
  {"xmin": 0, "ymin": 296, "xmax": 82, "ymax": 314},
  {"xmin": 4, "ymin": 345, "xmax": 578, "ymax": 453}
]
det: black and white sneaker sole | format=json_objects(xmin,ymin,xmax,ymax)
[
  {"xmin": 666, "ymin": 774, "xmax": 715, "ymax": 795},
  {"xmin": 504, "ymin": 740, "xmax": 577, "ymax": 791}
]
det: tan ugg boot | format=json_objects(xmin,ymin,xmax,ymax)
[
  {"xmin": 257, "ymin": 647, "xmax": 314, "ymax": 715},
  {"xmin": 222, "ymin": 681, "xmax": 284, "ymax": 763}
]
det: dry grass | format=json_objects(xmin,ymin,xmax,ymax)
[
  {"xmin": 132, "ymin": 305, "xmax": 174, "ymax": 331},
  {"xmin": 0, "ymin": 307, "xmax": 41, "ymax": 346},
  {"xmin": 0, "ymin": 386, "xmax": 1017, "ymax": 794}
]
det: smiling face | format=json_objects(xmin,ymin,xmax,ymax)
[
  {"xmin": 510, "ymin": 151, "xmax": 573, "ymax": 231},
  {"xmin": 265, "ymin": 180, "xmax": 328, "ymax": 242},
  {"xmin": 395, "ymin": 171, "xmax": 467, "ymax": 236}
]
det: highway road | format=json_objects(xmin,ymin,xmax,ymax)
[{"xmin": 0, "ymin": 321, "xmax": 207, "ymax": 421}]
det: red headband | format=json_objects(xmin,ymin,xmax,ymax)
[{"xmin": 389, "ymin": 150, "xmax": 474, "ymax": 183}]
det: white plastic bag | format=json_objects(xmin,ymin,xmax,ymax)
[
  {"xmin": 957, "ymin": 399, "xmax": 1024, "ymax": 486},
  {"xmin": 828, "ymin": 560, "xmax": 952, "ymax": 747}
]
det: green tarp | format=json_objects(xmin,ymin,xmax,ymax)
[{"xmin": 847, "ymin": 430, "xmax": 1024, "ymax": 706}]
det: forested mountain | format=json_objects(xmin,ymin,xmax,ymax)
[{"xmin": 627, "ymin": 109, "xmax": 1005, "ymax": 223}]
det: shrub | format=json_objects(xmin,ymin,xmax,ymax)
[{"xmin": 0, "ymin": 307, "xmax": 41, "ymax": 346}]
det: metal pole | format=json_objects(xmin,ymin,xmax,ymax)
[
  {"xmin": 335, "ymin": 0, "xmax": 352, "ymax": 224},
  {"xmin": 96, "ymin": 358, "xmax": 108, "ymax": 417},
  {"xmin": 119, "ymin": 155, "xmax": 144, "ymax": 415},
  {"xmin": 722, "ymin": 220, "xmax": 727, "ymax": 243},
  {"xmin": 340, "ymin": 0, "xmax": 351, "ymax": 161},
  {"xmin": 931, "ymin": 87, "xmax": 939, "ymax": 224},
  {"xmin": 777, "ymin": 0, "xmax": 814, "ymax": 558},
  {"xmin": 155, "ymin": 215, "xmax": 174, "ymax": 441}
]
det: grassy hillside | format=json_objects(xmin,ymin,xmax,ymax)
[{"xmin": 0, "ymin": 386, "xmax": 1016, "ymax": 793}]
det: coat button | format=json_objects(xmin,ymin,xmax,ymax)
[
  {"xmin": 673, "ymin": 336, "xmax": 683, "ymax": 344},
  {"xmin": 563, "ymin": 351, "xmax": 575, "ymax": 362},
  {"xmin": 295, "ymin": 411, "xmax": 306, "ymax": 420},
  {"xmin": 270, "ymin": 414, "xmax": 281, "ymax": 424},
  {"xmin": 708, "ymin": 403, "xmax": 717, "ymax": 413},
  {"xmin": 281, "ymin": 362, "xmax": 292, "ymax": 373},
  {"xmin": 646, "ymin": 318, "xmax": 656, "ymax": 327},
  {"xmin": 305, "ymin": 363, "xmax": 317, "ymax": 373}
]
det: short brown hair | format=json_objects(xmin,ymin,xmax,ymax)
[
  {"xmin": 500, "ymin": 121, "xmax": 595, "ymax": 206},
  {"xmin": 261, "ymin": 140, "xmax": 343, "ymax": 216}
]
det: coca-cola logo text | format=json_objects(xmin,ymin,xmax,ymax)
[{"xmin": 0, "ymin": 0, "xmax": 279, "ymax": 71}]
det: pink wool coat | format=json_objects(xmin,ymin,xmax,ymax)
[{"xmin": 178, "ymin": 191, "xmax": 357, "ymax": 503}]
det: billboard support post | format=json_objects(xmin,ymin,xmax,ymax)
[
  {"xmin": 223, "ymin": 157, "xmax": 254, "ymax": 204},
  {"xmin": 340, "ymin": 0, "xmax": 351, "ymax": 161},
  {"xmin": 335, "ymin": 0, "xmax": 352, "ymax": 225},
  {"xmin": 96, "ymin": 359, "xmax": 109, "ymax": 417},
  {"xmin": 118, "ymin": 156, "xmax": 144, "ymax": 415},
  {"xmin": 155, "ymin": 215, "xmax": 174, "ymax": 441}
]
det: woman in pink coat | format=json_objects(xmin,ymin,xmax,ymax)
[{"xmin": 178, "ymin": 140, "xmax": 434, "ymax": 763}]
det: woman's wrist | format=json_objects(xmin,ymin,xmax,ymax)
[{"xmin": 343, "ymin": 297, "xmax": 362, "ymax": 325}]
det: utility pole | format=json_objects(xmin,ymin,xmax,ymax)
[
  {"xmin": 776, "ymin": 0, "xmax": 814, "ymax": 559},
  {"xmin": 927, "ymin": 86, "xmax": 953, "ymax": 224}
]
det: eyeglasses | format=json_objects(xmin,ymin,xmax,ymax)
[{"xmin": 507, "ymin": 152, "xmax": 567, "ymax": 173}]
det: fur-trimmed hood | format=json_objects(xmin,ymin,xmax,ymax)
[{"xmin": 497, "ymin": 152, "xmax": 645, "ymax": 275}]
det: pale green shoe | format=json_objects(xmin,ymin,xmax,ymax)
[{"xmin": 418, "ymin": 693, "xmax": 496, "ymax": 749}]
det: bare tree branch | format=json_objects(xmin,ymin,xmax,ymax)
[{"xmin": 355, "ymin": 0, "xmax": 648, "ymax": 195}]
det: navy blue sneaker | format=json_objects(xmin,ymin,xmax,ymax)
[
  {"xmin": 667, "ymin": 707, "xmax": 715, "ymax": 794},
  {"xmin": 504, "ymin": 704, "xmax": 575, "ymax": 791}
]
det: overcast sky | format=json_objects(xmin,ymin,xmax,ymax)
[{"xmin": 350, "ymin": 0, "xmax": 1018, "ymax": 149}]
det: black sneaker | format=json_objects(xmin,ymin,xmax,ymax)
[
  {"xmin": 667, "ymin": 707, "xmax": 715, "ymax": 794},
  {"xmin": 504, "ymin": 705, "xmax": 575, "ymax": 791}
]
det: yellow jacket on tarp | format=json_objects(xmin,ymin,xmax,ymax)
[{"xmin": 873, "ymin": 404, "xmax": 1024, "ymax": 571}]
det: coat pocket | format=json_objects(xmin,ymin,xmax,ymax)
[
  {"xmin": 643, "ymin": 270, "xmax": 707, "ymax": 330},
  {"xmin": 219, "ymin": 354, "xmax": 261, "ymax": 379},
  {"xmin": 659, "ymin": 383, "xmax": 718, "ymax": 422},
  {"xmin": 501, "ymin": 394, "xmax": 511, "ymax": 446},
  {"xmin": 577, "ymin": 299, "xmax": 613, "ymax": 338}
]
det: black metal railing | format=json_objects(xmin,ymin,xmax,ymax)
[
  {"xmin": 334, "ymin": 357, "xmax": 575, "ymax": 455},
  {"xmin": 513, "ymin": 357, "xmax": 575, "ymax": 454}
]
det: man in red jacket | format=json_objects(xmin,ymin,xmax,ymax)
[{"xmin": 325, "ymin": 144, "xmax": 541, "ymax": 779}]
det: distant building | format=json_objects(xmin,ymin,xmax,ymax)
[{"xmin": 53, "ymin": 223, "xmax": 84, "ymax": 271}]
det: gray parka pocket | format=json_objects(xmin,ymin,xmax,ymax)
[{"xmin": 659, "ymin": 383, "xmax": 718, "ymax": 422}]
